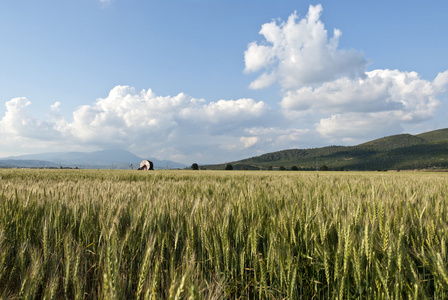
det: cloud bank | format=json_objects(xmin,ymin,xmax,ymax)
[
  {"xmin": 1, "ymin": 4, "xmax": 447, "ymax": 164},
  {"xmin": 245, "ymin": 4, "xmax": 448, "ymax": 145},
  {"xmin": 1, "ymin": 86, "xmax": 286, "ymax": 163}
]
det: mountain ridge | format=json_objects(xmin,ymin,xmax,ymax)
[{"xmin": 204, "ymin": 128, "xmax": 448, "ymax": 171}]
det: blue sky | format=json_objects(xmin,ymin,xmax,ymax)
[{"xmin": 1, "ymin": 0, "xmax": 448, "ymax": 164}]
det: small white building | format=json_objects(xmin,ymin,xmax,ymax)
[{"xmin": 138, "ymin": 160, "xmax": 154, "ymax": 170}]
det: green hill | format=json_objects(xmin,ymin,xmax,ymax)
[
  {"xmin": 416, "ymin": 128, "xmax": 448, "ymax": 142},
  {"xmin": 204, "ymin": 128, "xmax": 448, "ymax": 171},
  {"xmin": 357, "ymin": 134, "xmax": 424, "ymax": 151}
]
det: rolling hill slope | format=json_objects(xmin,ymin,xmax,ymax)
[{"xmin": 205, "ymin": 128, "xmax": 448, "ymax": 171}]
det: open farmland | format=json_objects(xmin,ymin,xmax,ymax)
[{"xmin": 0, "ymin": 169, "xmax": 448, "ymax": 299}]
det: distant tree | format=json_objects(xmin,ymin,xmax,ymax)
[
  {"xmin": 291, "ymin": 166, "xmax": 298, "ymax": 171},
  {"xmin": 191, "ymin": 163, "xmax": 199, "ymax": 170},
  {"xmin": 225, "ymin": 164, "xmax": 233, "ymax": 170},
  {"xmin": 321, "ymin": 165, "xmax": 329, "ymax": 171},
  {"xmin": 279, "ymin": 166, "xmax": 286, "ymax": 171},
  {"xmin": 268, "ymin": 165, "xmax": 273, "ymax": 171}
]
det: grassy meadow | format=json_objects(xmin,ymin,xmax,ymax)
[{"xmin": 0, "ymin": 169, "xmax": 448, "ymax": 299}]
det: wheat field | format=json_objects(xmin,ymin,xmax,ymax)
[{"xmin": 0, "ymin": 169, "xmax": 447, "ymax": 299}]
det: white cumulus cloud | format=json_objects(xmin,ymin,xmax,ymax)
[
  {"xmin": 305, "ymin": 70, "xmax": 445, "ymax": 144},
  {"xmin": 244, "ymin": 4, "xmax": 367, "ymax": 89},
  {"xmin": 0, "ymin": 97, "xmax": 64, "ymax": 140},
  {"xmin": 282, "ymin": 69, "xmax": 442, "ymax": 119},
  {"xmin": 66, "ymin": 86, "xmax": 273, "ymax": 155}
]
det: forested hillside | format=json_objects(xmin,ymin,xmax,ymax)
[{"xmin": 205, "ymin": 129, "xmax": 448, "ymax": 171}]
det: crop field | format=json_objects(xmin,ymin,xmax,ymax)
[{"xmin": 0, "ymin": 169, "xmax": 448, "ymax": 299}]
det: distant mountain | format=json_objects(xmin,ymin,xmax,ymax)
[
  {"xmin": 0, "ymin": 149, "xmax": 187, "ymax": 169},
  {"xmin": 0, "ymin": 159, "xmax": 60, "ymax": 169},
  {"xmin": 204, "ymin": 128, "xmax": 448, "ymax": 171}
]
